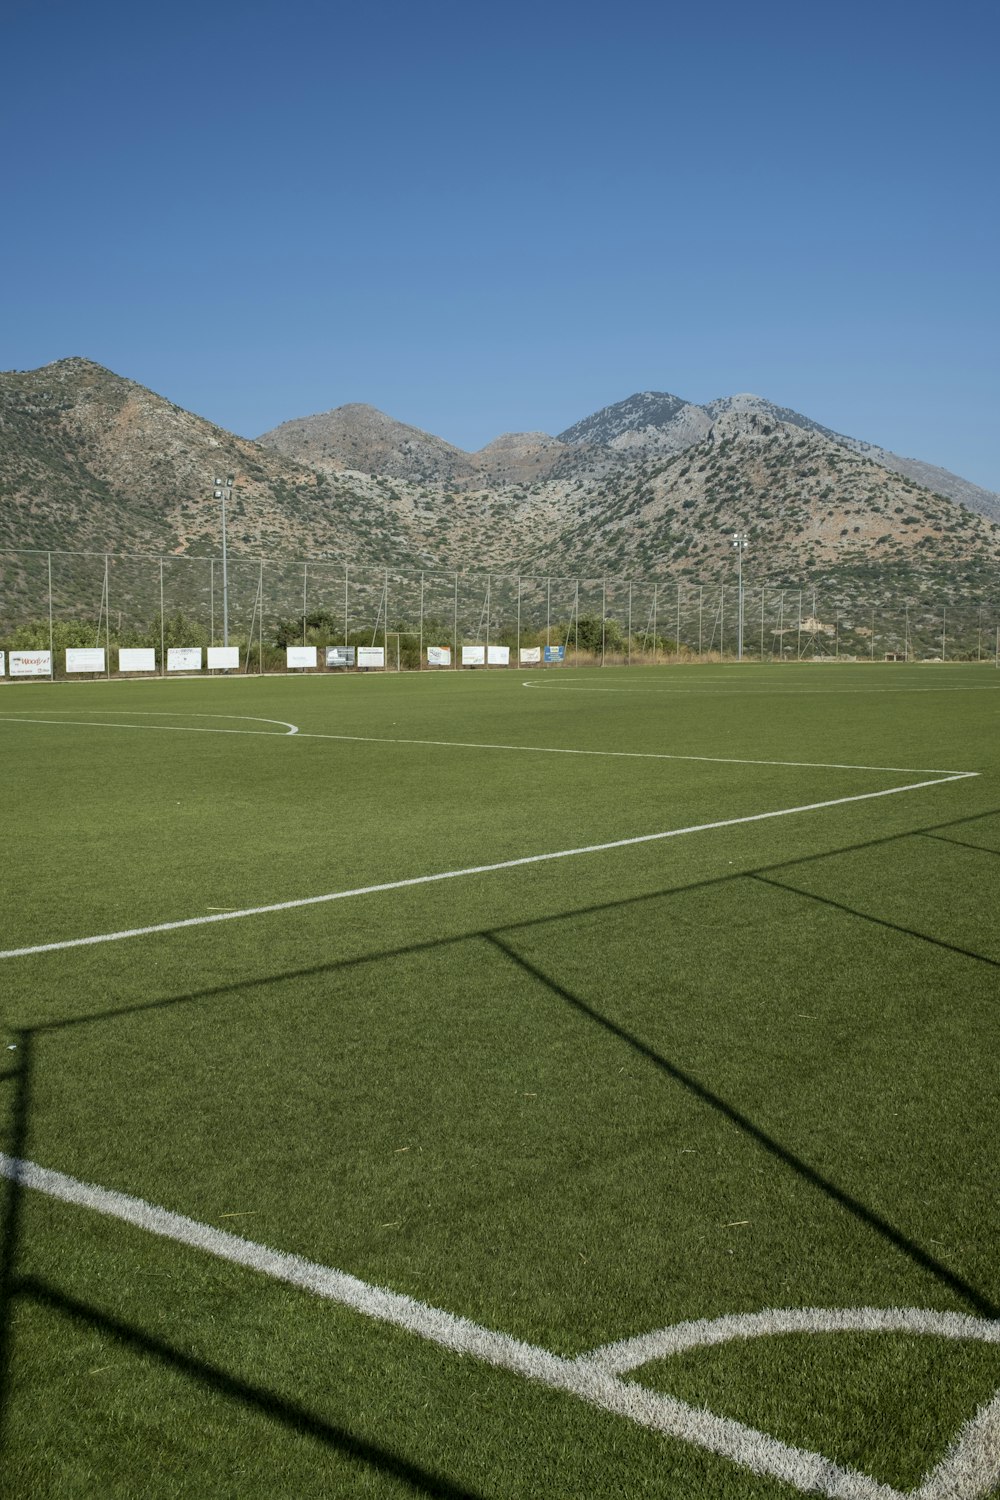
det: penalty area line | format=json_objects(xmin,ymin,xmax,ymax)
[{"xmin": 0, "ymin": 771, "xmax": 975, "ymax": 961}]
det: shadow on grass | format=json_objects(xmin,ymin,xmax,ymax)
[
  {"xmin": 13, "ymin": 1276, "xmax": 487, "ymax": 1499},
  {"xmin": 483, "ymin": 932, "xmax": 999, "ymax": 1320},
  {"xmin": 2, "ymin": 803, "xmax": 999, "ymax": 1476}
]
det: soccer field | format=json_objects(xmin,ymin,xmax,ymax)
[{"xmin": 2, "ymin": 663, "xmax": 999, "ymax": 1498}]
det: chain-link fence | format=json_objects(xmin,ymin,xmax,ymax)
[{"xmin": 2, "ymin": 548, "xmax": 999, "ymax": 670}]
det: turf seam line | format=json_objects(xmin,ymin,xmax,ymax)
[
  {"xmin": 0, "ymin": 773, "xmax": 975, "ymax": 961},
  {"xmin": 0, "ymin": 1152, "xmax": 947, "ymax": 1500}
]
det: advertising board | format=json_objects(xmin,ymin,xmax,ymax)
[
  {"xmin": 286, "ymin": 646, "xmax": 317, "ymax": 669},
  {"xmin": 461, "ymin": 645, "xmax": 485, "ymax": 666},
  {"xmin": 167, "ymin": 647, "xmax": 202, "ymax": 672},
  {"xmin": 118, "ymin": 648, "xmax": 156, "ymax": 673},
  {"xmin": 519, "ymin": 646, "xmax": 541, "ymax": 664},
  {"xmin": 10, "ymin": 652, "xmax": 52, "ymax": 677},
  {"xmin": 426, "ymin": 646, "xmax": 451, "ymax": 667},
  {"xmin": 0, "ymin": 652, "xmax": 5, "ymax": 675},
  {"xmin": 326, "ymin": 646, "xmax": 356, "ymax": 668},
  {"xmin": 207, "ymin": 647, "xmax": 239, "ymax": 670},
  {"xmin": 544, "ymin": 645, "xmax": 565, "ymax": 663},
  {"xmin": 66, "ymin": 648, "xmax": 106, "ymax": 674},
  {"xmin": 357, "ymin": 646, "xmax": 385, "ymax": 669},
  {"xmin": 486, "ymin": 645, "xmax": 510, "ymax": 666}
]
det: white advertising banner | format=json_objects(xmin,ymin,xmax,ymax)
[
  {"xmin": 357, "ymin": 646, "xmax": 385, "ymax": 669},
  {"xmin": 66, "ymin": 648, "xmax": 106, "ymax": 674},
  {"xmin": 519, "ymin": 646, "xmax": 542, "ymax": 664},
  {"xmin": 118, "ymin": 648, "xmax": 156, "ymax": 673},
  {"xmin": 207, "ymin": 647, "xmax": 239, "ymax": 670},
  {"xmin": 487, "ymin": 645, "xmax": 510, "ymax": 666},
  {"xmin": 0, "ymin": 652, "xmax": 5, "ymax": 676},
  {"xmin": 462, "ymin": 645, "xmax": 485, "ymax": 666},
  {"xmin": 426, "ymin": 646, "xmax": 451, "ymax": 667},
  {"xmin": 11, "ymin": 651, "xmax": 51, "ymax": 677},
  {"xmin": 167, "ymin": 647, "xmax": 202, "ymax": 672},
  {"xmin": 286, "ymin": 646, "xmax": 317, "ymax": 669}
]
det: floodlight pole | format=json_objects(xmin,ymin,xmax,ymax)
[
  {"xmin": 731, "ymin": 533, "xmax": 748, "ymax": 660},
  {"xmin": 213, "ymin": 474, "xmax": 234, "ymax": 647}
]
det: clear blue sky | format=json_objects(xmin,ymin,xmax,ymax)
[{"xmin": 4, "ymin": 0, "xmax": 998, "ymax": 488}]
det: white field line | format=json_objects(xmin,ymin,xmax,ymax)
[
  {"xmin": 587, "ymin": 1306, "xmax": 1000, "ymax": 1373},
  {"xmin": 0, "ymin": 1152, "xmax": 934, "ymax": 1500},
  {"xmin": 0, "ymin": 772, "xmax": 975, "ymax": 962},
  {"xmin": 0, "ymin": 711, "xmax": 971, "ymax": 775},
  {"xmin": 0, "ymin": 711, "xmax": 299, "ymax": 735},
  {"xmin": 522, "ymin": 680, "xmax": 1000, "ymax": 697}
]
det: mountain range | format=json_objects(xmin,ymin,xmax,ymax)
[{"xmin": 2, "ymin": 359, "xmax": 999, "ymax": 618}]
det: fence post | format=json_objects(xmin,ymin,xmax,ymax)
[
  {"xmin": 627, "ymin": 580, "xmax": 632, "ymax": 666},
  {"xmin": 159, "ymin": 557, "xmax": 165, "ymax": 675},
  {"xmin": 453, "ymin": 572, "xmax": 458, "ymax": 668},
  {"xmin": 601, "ymin": 578, "xmax": 607, "ymax": 667},
  {"xmin": 344, "ymin": 565, "xmax": 349, "ymax": 647},
  {"xmin": 302, "ymin": 562, "xmax": 308, "ymax": 646},
  {"xmin": 942, "ymin": 605, "xmax": 947, "ymax": 662},
  {"xmin": 418, "ymin": 570, "xmax": 425, "ymax": 669},
  {"xmin": 259, "ymin": 560, "xmax": 264, "ymax": 673},
  {"xmin": 546, "ymin": 577, "xmax": 551, "ymax": 649}
]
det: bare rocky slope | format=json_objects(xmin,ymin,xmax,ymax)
[{"xmin": 3, "ymin": 360, "xmax": 999, "ymax": 622}]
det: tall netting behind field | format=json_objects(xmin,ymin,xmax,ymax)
[{"xmin": 2, "ymin": 547, "xmax": 999, "ymax": 668}]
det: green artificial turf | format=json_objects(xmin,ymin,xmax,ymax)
[{"xmin": 1, "ymin": 662, "xmax": 999, "ymax": 1496}]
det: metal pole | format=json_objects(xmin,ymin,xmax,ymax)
[
  {"xmin": 760, "ymin": 585, "xmax": 765, "ymax": 660},
  {"xmin": 419, "ymin": 571, "xmax": 425, "ymax": 668},
  {"xmin": 259, "ymin": 560, "xmax": 264, "ymax": 674},
  {"xmin": 978, "ymin": 606, "xmax": 982, "ymax": 662},
  {"xmin": 344, "ymin": 565, "xmax": 349, "ymax": 647},
  {"xmin": 574, "ymin": 579, "xmax": 580, "ymax": 660},
  {"xmin": 627, "ymin": 580, "xmax": 632, "ymax": 667},
  {"xmin": 870, "ymin": 609, "xmax": 875, "ymax": 662},
  {"xmin": 210, "ymin": 558, "xmax": 215, "ymax": 646},
  {"xmin": 676, "ymin": 582, "xmax": 681, "ymax": 656},
  {"xmin": 601, "ymin": 579, "xmax": 607, "ymax": 666},
  {"xmin": 737, "ymin": 546, "xmax": 743, "ymax": 661},
  {"xmin": 302, "ymin": 561, "xmax": 308, "ymax": 646},
  {"xmin": 797, "ymin": 590, "xmax": 802, "ymax": 660},
  {"xmin": 486, "ymin": 573, "xmax": 491, "ymax": 663},
  {"xmin": 453, "ymin": 572, "xmax": 458, "ymax": 668},
  {"xmin": 942, "ymin": 605, "xmax": 947, "ymax": 662},
  {"xmin": 47, "ymin": 550, "xmax": 54, "ymax": 677},
  {"xmin": 384, "ymin": 567, "xmax": 389, "ymax": 653},
  {"xmin": 221, "ymin": 483, "xmax": 230, "ymax": 648},
  {"xmin": 516, "ymin": 575, "xmax": 521, "ymax": 664},
  {"xmin": 159, "ymin": 557, "xmax": 165, "ymax": 675},
  {"xmin": 652, "ymin": 583, "xmax": 657, "ymax": 663},
  {"xmin": 698, "ymin": 585, "xmax": 703, "ymax": 658},
  {"xmin": 546, "ymin": 577, "xmax": 551, "ymax": 649},
  {"xmin": 104, "ymin": 553, "xmax": 111, "ymax": 676}
]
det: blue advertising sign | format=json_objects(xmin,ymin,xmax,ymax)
[{"xmin": 544, "ymin": 645, "xmax": 565, "ymax": 663}]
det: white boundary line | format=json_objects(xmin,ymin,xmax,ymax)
[
  {"xmin": 522, "ymin": 680, "xmax": 1000, "ymax": 697},
  {"xmin": 0, "ymin": 772, "xmax": 975, "ymax": 962},
  {"xmin": 2, "ymin": 1151, "xmax": 996, "ymax": 1500},
  {"xmin": 0, "ymin": 710, "xmax": 972, "ymax": 775},
  {"xmin": 0, "ymin": 711, "xmax": 299, "ymax": 736}
]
